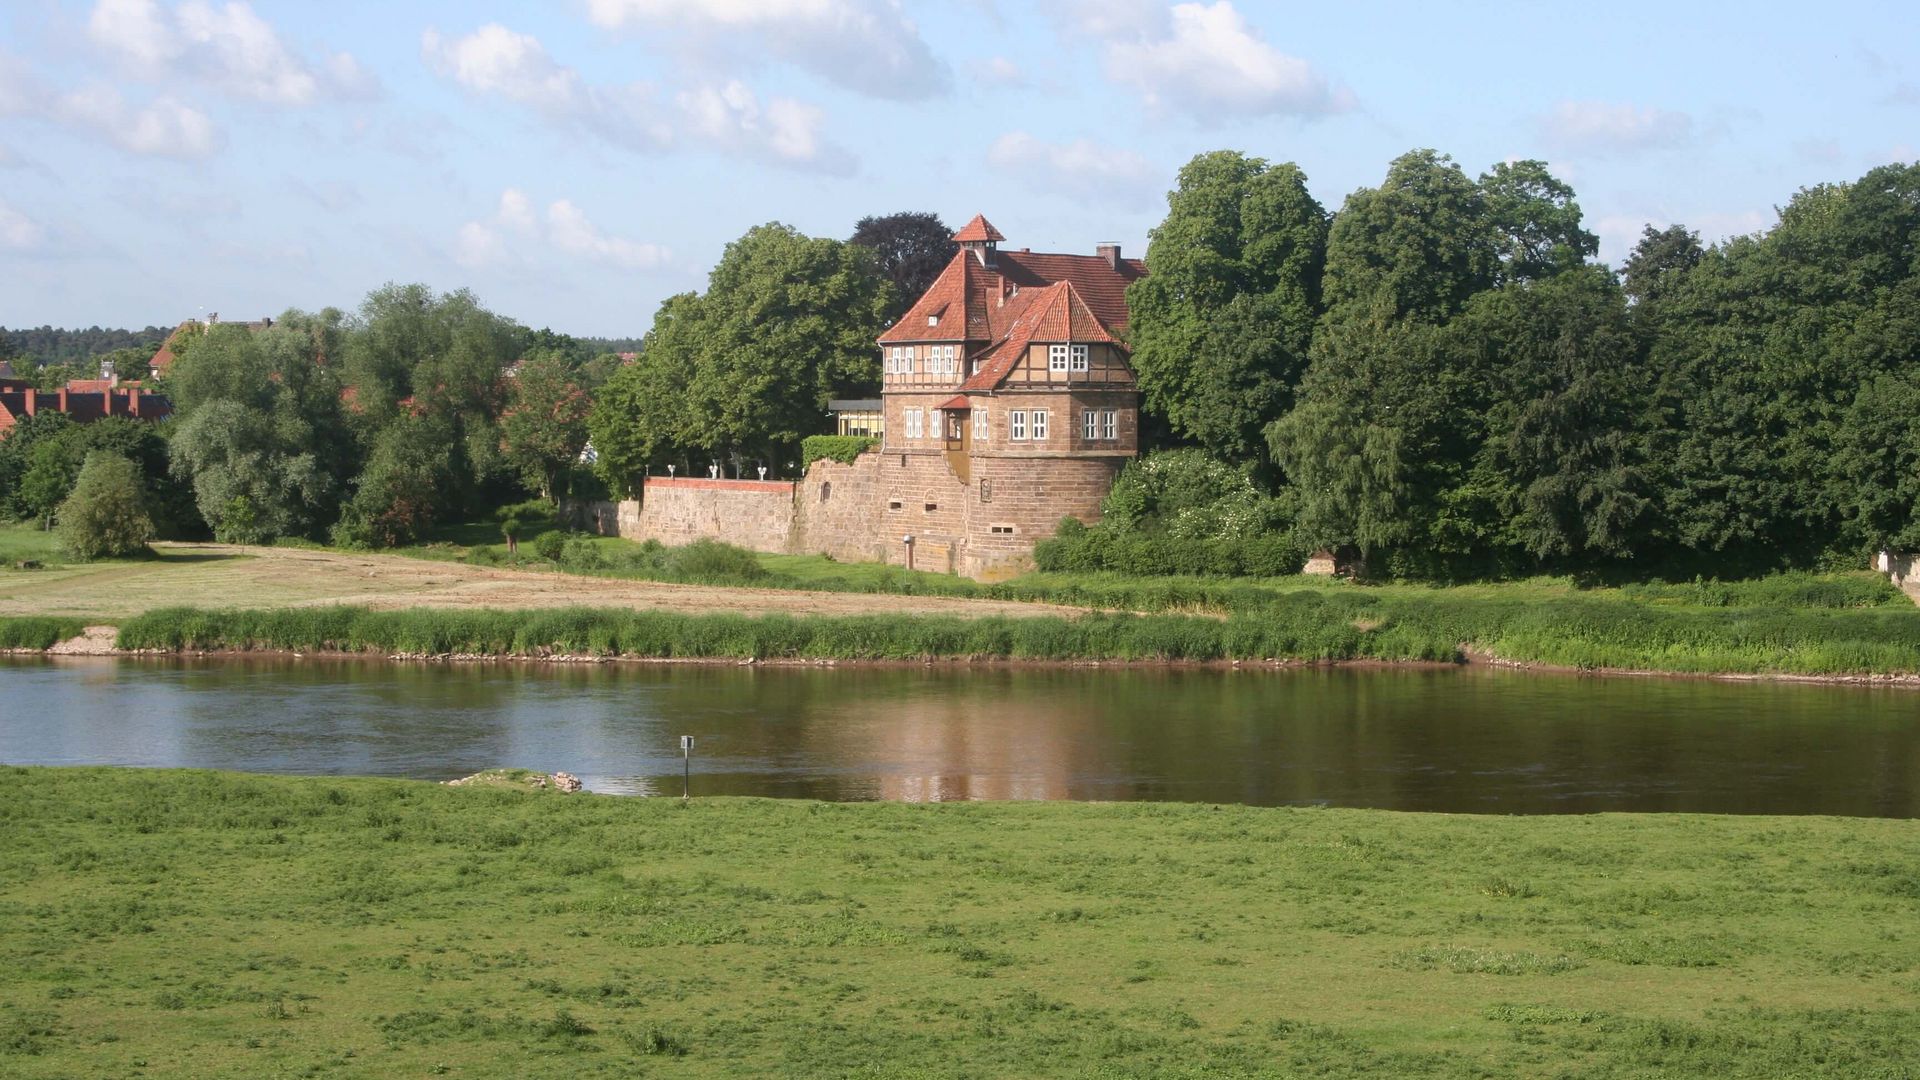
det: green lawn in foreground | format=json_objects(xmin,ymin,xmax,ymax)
[{"xmin": 1, "ymin": 768, "xmax": 1916, "ymax": 1078}]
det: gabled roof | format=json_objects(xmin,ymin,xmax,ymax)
[
  {"xmin": 953, "ymin": 214, "xmax": 1005, "ymax": 243},
  {"xmin": 956, "ymin": 283, "xmax": 1112, "ymax": 392},
  {"xmin": 147, "ymin": 320, "xmax": 199, "ymax": 375}
]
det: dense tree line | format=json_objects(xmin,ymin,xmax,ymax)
[
  {"xmin": 2, "ymin": 287, "xmax": 627, "ymax": 552},
  {"xmin": 0, "ymin": 324, "xmax": 171, "ymax": 370},
  {"xmin": 1096, "ymin": 150, "xmax": 1920, "ymax": 578}
]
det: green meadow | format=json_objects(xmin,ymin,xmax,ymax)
[{"xmin": 1, "ymin": 768, "xmax": 1916, "ymax": 1078}]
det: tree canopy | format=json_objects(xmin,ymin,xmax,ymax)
[{"xmin": 848, "ymin": 211, "xmax": 951, "ymax": 322}]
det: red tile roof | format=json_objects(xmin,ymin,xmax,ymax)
[
  {"xmin": 952, "ymin": 214, "xmax": 1005, "ymax": 243},
  {"xmin": 879, "ymin": 217, "xmax": 1147, "ymax": 393}
]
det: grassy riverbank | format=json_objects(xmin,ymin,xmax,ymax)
[
  {"xmin": 67, "ymin": 590, "xmax": 1920, "ymax": 675},
  {"xmin": 0, "ymin": 768, "xmax": 1915, "ymax": 1078}
]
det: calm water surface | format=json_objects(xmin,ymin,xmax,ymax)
[{"xmin": 3, "ymin": 657, "xmax": 1918, "ymax": 816}]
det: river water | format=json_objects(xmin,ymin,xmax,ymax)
[{"xmin": 3, "ymin": 657, "xmax": 1917, "ymax": 816}]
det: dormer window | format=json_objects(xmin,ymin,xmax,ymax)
[{"xmin": 927, "ymin": 313, "xmax": 939, "ymax": 327}]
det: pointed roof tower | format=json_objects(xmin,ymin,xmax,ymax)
[{"xmin": 953, "ymin": 213, "xmax": 1005, "ymax": 266}]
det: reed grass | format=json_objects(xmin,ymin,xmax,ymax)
[
  {"xmin": 0, "ymin": 616, "xmax": 86, "ymax": 650},
  {"xmin": 106, "ymin": 591, "xmax": 1920, "ymax": 675}
]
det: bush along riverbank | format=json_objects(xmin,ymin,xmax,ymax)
[
  {"xmin": 1, "ymin": 767, "xmax": 1917, "ymax": 1078},
  {"xmin": 55, "ymin": 593, "xmax": 1920, "ymax": 675}
]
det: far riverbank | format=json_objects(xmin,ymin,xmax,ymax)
[{"xmin": 6, "ymin": 587, "xmax": 1920, "ymax": 682}]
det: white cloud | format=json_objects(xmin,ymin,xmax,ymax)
[
  {"xmin": 547, "ymin": 200, "xmax": 670, "ymax": 269},
  {"xmin": 0, "ymin": 197, "xmax": 45, "ymax": 250},
  {"xmin": 456, "ymin": 188, "xmax": 669, "ymax": 272},
  {"xmin": 978, "ymin": 56, "xmax": 1028, "ymax": 88},
  {"xmin": 422, "ymin": 24, "xmax": 582, "ymax": 112},
  {"xmin": 987, "ymin": 131, "xmax": 1159, "ymax": 205},
  {"xmin": 86, "ymin": 0, "xmax": 375, "ymax": 105},
  {"xmin": 1081, "ymin": 1, "xmax": 1351, "ymax": 119},
  {"xmin": 423, "ymin": 25, "xmax": 849, "ymax": 170},
  {"xmin": 674, "ymin": 80, "xmax": 851, "ymax": 171},
  {"xmin": 1540, "ymin": 101, "xmax": 1695, "ymax": 155},
  {"xmin": 57, "ymin": 85, "xmax": 221, "ymax": 157},
  {"xmin": 584, "ymin": 0, "xmax": 948, "ymax": 100},
  {"xmin": 1053, "ymin": 0, "xmax": 1167, "ymax": 41}
]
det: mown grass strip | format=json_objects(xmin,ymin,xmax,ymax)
[{"xmin": 107, "ymin": 595, "xmax": 1920, "ymax": 675}]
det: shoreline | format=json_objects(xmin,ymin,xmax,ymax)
[{"xmin": 8, "ymin": 631, "xmax": 1920, "ymax": 688}]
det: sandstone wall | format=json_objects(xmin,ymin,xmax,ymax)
[
  {"xmin": 635, "ymin": 477, "xmax": 796, "ymax": 551},
  {"xmin": 1876, "ymin": 550, "xmax": 1920, "ymax": 603}
]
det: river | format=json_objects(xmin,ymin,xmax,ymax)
[{"xmin": 3, "ymin": 657, "xmax": 1917, "ymax": 816}]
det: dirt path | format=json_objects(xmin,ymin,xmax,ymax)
[{"xmin": 0, "ymin": 543, "xmax": 1085, "ymax": 622}]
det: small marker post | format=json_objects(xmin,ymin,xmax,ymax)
[{"xmin": 680, "ymin": 735, "xmax": 694, "ymax": 801}]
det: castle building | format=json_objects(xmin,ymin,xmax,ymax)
[
  {"xmin": 580, "ymin": 215, "xmax": 1148, "ymax": 581},
  {"xmin": 799, "ymin": 215, "xmax": 1146, "ymax": 578}
]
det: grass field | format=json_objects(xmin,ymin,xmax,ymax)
[{"xmin": 0, "ymin": 768, "xmax": 1915, "ymax": 1078}]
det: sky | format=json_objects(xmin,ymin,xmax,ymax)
[{"xmin": 1, "ymin": 0, "xmax": 1916, "ymax": 338}]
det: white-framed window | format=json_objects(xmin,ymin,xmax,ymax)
[
  {"xmin": 927, "ymin": 409, "xmax": 941, "ymax": 439},
  {"xmin": 885, "ymin": 346, "xmax": 898, "ymax": 374},
  {"xmin": 1103, "ymin": 409, "xmax": 1117, "ymax": 440},
  {"xmin": 945, "ymin": 345, "xmax": 958, "ymax": 373},
  {"xmin": 1031, "ymin": 410, "xmax": 1049, "ymax": 441},
  {"xmin": 1070, "ymin": 344, "xmax": 1089, "ymax": 372},
  {"xmin": 905, "ymin": 408, "xmax": 923, "ymax": 438},
  {"xmin": 972, "ymin": 407, "xmax": 988, "ymax": 440},
  {"xmin": 1083, "ymin": 409, "xmax": 1118, "ymax": 440},
  {"xmin": 1083, "ymin": 410, "xmax": 1099, "ymax": 439},
  {"xmin": 928, "ymin": 313, "xmax": 940, "ymax": 327},
  {"xmin": 1048, "ymin": 344, "xmax": 1070, "ymax": 372},
  {"xmin": 1009, "ymin": 410, "xmax": 1027, "ymax": 441}
]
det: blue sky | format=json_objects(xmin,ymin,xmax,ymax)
[{"xmin": 2, "ymin": 0, "xmax": 1916, "ymax": 337}]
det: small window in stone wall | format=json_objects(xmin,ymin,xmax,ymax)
[
  {"xmin": 924, "ymin": 502, "xmax": 938, "ymax": 512},
  {"xmin": 888, "ymin": 499, "xmax": 903, "ymax": 511},
  {"xmin": 979, "ymin": 479, "xmax": 992, "ymax": 503},
  {"xmin": 820, "ymin": 482, "xmax": 831, "ymax": 502},
  {"xmin": 990, "ymin": 524, "xmax": 1015, "ymax": 535}
]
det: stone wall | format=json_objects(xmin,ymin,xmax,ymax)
[
  {"xmin": 560, "ymin": 449, "xmax": 1122, "ymax": 582},
  {"xmin": 1876, "ymin": 551, "xmax": 1920, "ymax": 603},
  {"xmin": 789, "ymin": 447, "xmax": 1120, "ymax": 580},
  {"xmin": 635, "ymin": 477, "xmax": 796, "ymax": 550}
]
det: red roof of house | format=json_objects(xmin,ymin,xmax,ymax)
[
  {"xmin": 952, "ymin": 214, "xmax": 1006, "ymax": 243},
  {"xmin": 147, "ymin": 320, "xmax": 199, "ymax": 375}
]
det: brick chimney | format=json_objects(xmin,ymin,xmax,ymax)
[
  {"xmin": 23, "ymin": 387, "xmax": 34, "ymax": 416},
  {"xmin": 127, "ymin": 390, "xmax": 140, "ymax": 417},
  {"xmin": 55, "ymin": 388, "xmax": 67, "ymax": 412},
  {"xmin": 1096, "ymin": 242, "xmax": 1121, "ymax": 270}
]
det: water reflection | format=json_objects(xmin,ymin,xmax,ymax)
[{"xmin": 2, "ymin": 657, "xmax": 1917, "ymax": 816}]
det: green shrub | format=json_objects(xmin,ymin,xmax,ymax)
[
  {"xmin": 56, "ymin": 452, "xmax": 153, "ymax": 560},
  {"xmin": 532, "ymin": 531, "xmax": 567, "ymax": 562},
  {"xmin": 800, "ymin": 435, "xmax": 878, "ymax": 470},
  {"xmin": 665, "ymin": 539, "xmax": 768, "ymax": 583}
]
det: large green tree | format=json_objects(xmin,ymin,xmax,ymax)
[
  {"xmin": 500, "ymin": 350, "xmax": 592, "ymax": 501},
  {"xmin": 166, "ymin": 312, "xmax": 351, "ymax": 542},
  {"xmin": 1126, "ymin": 151, "xmax": 1328, "ymax": 459},
  {"xmin": 1478, "ymin": 160, "xmax": 1598, "ymax": 285},
  {"xmin": 592, "ymin": 223, "xmax": 890, "ymax": 486}
]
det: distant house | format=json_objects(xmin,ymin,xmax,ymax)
[
  {"xmin": 145, "ymin": 312, "xmax": 274, "ymax": 378},
  {"xmin": 0, "ymin": 375, "xmax": 173, "ymax": 440}
]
